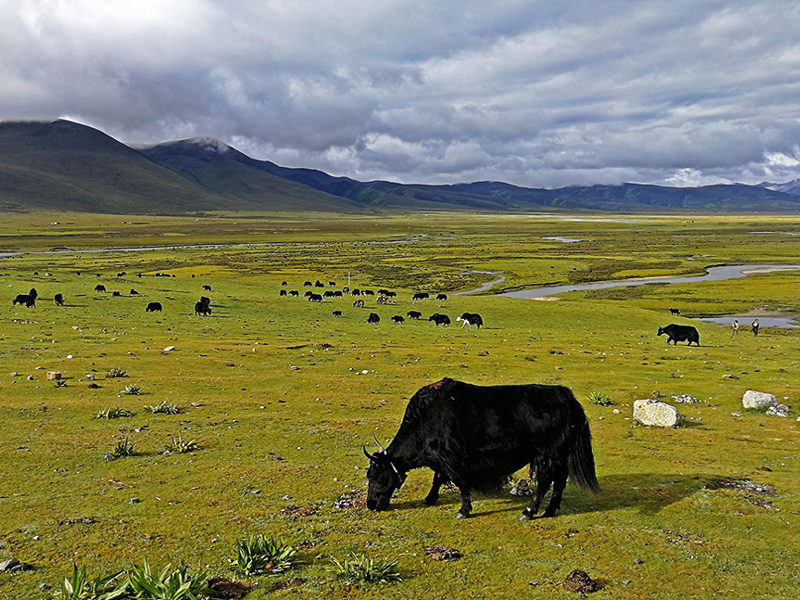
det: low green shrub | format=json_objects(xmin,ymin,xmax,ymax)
[
  {"xmin": 111, "ymin": 438, "xmax": 136, "ymax": 458},
  {"xmin": 166, "ymin": 434, "xmax": 198, "ymax": 454},
  {"xmin": 58, "ymin": 564, "xmax": 126, "ymax": 599},
  {"xmin": 587, "ymin": 391, "xmax": 613, "ymax": 406},
  {"xmin": 96, "ymin": 407, "xmax": 134, "ymax": 419},
  {"xmin": 327, "ymin": 552, "xmax": 402, "ymax": 584},
  {"xmin": 107, "ymin": 368, "xmax": 127, "ymax": 378},
  {"xmin": 121, "ymin": 385, "xmax": 141, "ymax": 396},
  {"xmin": 147, "ymin": 401, "xmax": 180, "ymax": 415},
  {"xmin": 232, "ymin": 535, "xmax": 298, "ymax": 575}
]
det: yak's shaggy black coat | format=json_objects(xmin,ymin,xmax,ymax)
[{"xmin": 365, "ymin": 378, "xmax": 599, "ymax": 520}]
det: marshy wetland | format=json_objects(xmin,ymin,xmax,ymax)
[{"xmin": 2, "ymin": 212, "xmax": 800, "ymax": 598}]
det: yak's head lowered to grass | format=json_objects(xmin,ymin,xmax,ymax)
[{"xmin": 363, "ymin": 436, "xmax": 406, "ymax": 511}]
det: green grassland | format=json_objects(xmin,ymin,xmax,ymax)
[{"xmin": 2, "ymin": 212, "xmax": 800, "ymax": 598}]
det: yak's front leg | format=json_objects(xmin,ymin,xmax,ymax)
[
  {"xmin": 424, "ymin": 471, "xmax": 446, "ymax": 506},
  {"xmin": 455, "ymin": 483, "xmax": 472, "ymax": 519}
]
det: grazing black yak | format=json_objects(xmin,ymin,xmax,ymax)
[
  {"xmin": 146, "ymin": 302, "xmax": 162, "ymax": 313},
  {"xmin": 13, "ymin": 294, "xmax": 35, "ymax": 307},
  {"xmin": 407, "ymin": 310, "xmax": 422, "ymax": 320},
  {"xmin": 194, "ymin": 301, "xmax": 211, "ymax": 316},
  {"xmin": 429, "ymin": 313, "xmax": 450, "ymax": 326},
  {"xmin": 364, "ymin": 378, "xmax": 599, "ymax": 520},
  {"xmin": 367, "ymin": 312, "xmax": 380, "ymax": 324},
  {"xmin": 94, "ymin": 284, "xmax": 106, "ymax": 293},
  {"xmin": 391, "ymin": 315, "xmax": 405, "ymax": 324},
  {"xmin": 54, "ymin": 293, "xmax": 65, "ymax": 306},
  {"xmin": 657, "ymin": 324, "xmax": 700, "ymax": 346}
]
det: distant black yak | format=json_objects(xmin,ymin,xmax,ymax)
[
  {"xmin": 146, "ymin": 302, "xmax": 162, "ymax": 313},
  {"xmin": 657, "ymin": 324, "xmax": 699, "ymax": 346}
]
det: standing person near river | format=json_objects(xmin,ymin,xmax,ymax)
[
  {"xmin": 732, "ymin": 320, "xmax": 740, "ymax": 336},
  {"xmin": 752, "ymin": 319, "xmax": 759, "ymax": 336}
]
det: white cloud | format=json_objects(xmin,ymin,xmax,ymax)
[{"xmin": 1, "ymin": 0, "xmax": 800, "ymax": 186}]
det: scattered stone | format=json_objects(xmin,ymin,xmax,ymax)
[
  {"xmin": 39, "ymin": 583, "xmax": 52, "ymax": 590},
  {"xmin": 129, "ymin": 497, "xmax": 141, "ymax": 504},
  {"xmin": 58, "ymin": 517, "xmax": 96, "ymax": 526},
  {"xmin": 722, "ymin": 374, "xmax": 740, "ymax": 380},
  {"xmin": 731, "ymin": 412, "xmax": 743, "ymax": 417},
  {"xmin": 671, "ymin": 394, "xmax": 698, "ymax": 404},
  {"xmin": 633, "ymin": 399, "xmax": 681, "ymax": 428},
  {"xmin": 46, "ymin": 372, "xmax": 62, "ymax": 381},
  {"xmin": 88, "ymin": 383, "xmax": 101, "ymax": 389},
  {"xmin": 705, "ymin": 479, "xmax": 776, "ymax": 497},
  {"xmin": 280, "ymin": 505, "xmax": 319, "ymax": 518},
  {"xmin": 208, "ymin": 577, "xmax": 253, "ymax": 599},
  {"xmin": 332, "ymin": 492, "xmax": 366, "ymax": 510},
  {"xmin": 10, "ymin": 372, "xmax": 18, "ymax": 377},
  {"xmin": 766, "ymin": 404, "xmax": 790, "ymax": 417},
  {"xmin": 53, "ymin": 468, "xmax": 67, "ymax": 473},
  {"xmin": 26, "ymin": 375, "xmax": 34, "ymax": 381},
  {"xmin": 0, "ymin": 558, "xmax": 34, "ymax": 572},
  {"xmin": 634, "ymin": 558, "xmax": 644, "ymax": 564},
  {"xmin": 424, "ymin": 545, "xmax": 462, "ymax": 561},
  {"xmin": 742, "ymin": 390, "xmax": 777, "ymax": 410},
  {"xmin": 563, "ymin": 570, "xmax": 599, "ymax": 593},
  {"xmin": 163, "ymin": 346, "xmax": 176, "ymax": 352},
  {"xmin": 86, "ymin": 373, "xmax": 95, "ymax": 380},
  {"xmin": 510, "ymin": 479, "xmax": 533, "ymax": 496}
]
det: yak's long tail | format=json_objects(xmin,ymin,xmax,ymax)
[{"xmin": 566, "ymin": 394, "xmax": 601, "ymax": 493}]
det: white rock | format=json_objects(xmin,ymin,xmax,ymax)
[
  {"xmin": 633, "ymin": 399, "xmax": 682, "ymax": 428},
  {"xmin": 163, "ymin": 346, "xmax": 176, "ymax": 352},
  {"xmin": 766, "ymin": 404, "xmax": 790, "ymax": 417},
  {"xmin": 742, "ymin": 390, "xmax": 777, "ymax": 410}
]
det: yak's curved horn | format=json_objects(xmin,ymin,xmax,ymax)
[
  {"xmin": 363, "ymin": 446, "xmax": 377, "ymax": 461},
  {"xmin": 372, "ymin": 433, "xmax": 385, "ymax": 452}
]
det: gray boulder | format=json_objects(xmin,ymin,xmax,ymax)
[
  {"xmin": 633, "ymin": 399, "xmax": 682, "ymax": 428},
  {"xmin": 742, "ymin": 390, "xmax": 778, "ymax": 410}
]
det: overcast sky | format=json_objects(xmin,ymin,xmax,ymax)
[{"xmin": 2, "ymin": 0, "xmax": 800, "ymax": 188}]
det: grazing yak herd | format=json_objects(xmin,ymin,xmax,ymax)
[{"xmin": 278, "ymin": 280, "xmax": 485, "ymax": 329}]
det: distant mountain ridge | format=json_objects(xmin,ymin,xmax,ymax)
[{"xmin": 2, "ymin": 118, "xmax": 800, "ymax": 214}]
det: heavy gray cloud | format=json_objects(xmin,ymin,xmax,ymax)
[{"xmin": 2, "ymin": 0, "xmax": 800, "ymax": 187}]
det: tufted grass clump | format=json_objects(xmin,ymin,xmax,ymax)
[
  {"xmin": 232, "ymin": 535, "xmax": 298, "ymax": 576},
  {"xmin": 58, "ymin": 564, "xmax": 126, "ymax": 599},
  {"xmin": 106, "ymin": 368, "xmax": 127, "ymax": 378},
  {"xmin": 166, "ymin": 434, "xmax": 198, "ymax": 454},
  {"xmin": 588, "ymin": 391, "xmax": 613, "ymax": 406},
  {"xmin": 96, "ymin": 407, "xmax": 134, "ymax": 419},
  {"xmin": 327, "ymin": 552, "xmax": 402, "ymax": 584},
  {"xmin": 147, "ymin": 401, "xmax": 180, "ymax": 415},
  {"xmin": 111, "ymin": 438, "xmax": 136, "ymax": 458},
  {"xmin": 120, "ymin": 385, "xmax": 141, "ymax": 396},
  {"xmin": 125, "ymin": 560, "xmax": 211, "ymax": 599},
  {"xmin": 55, "ymin": 379, "xmax": 68, "ymax": 388}
]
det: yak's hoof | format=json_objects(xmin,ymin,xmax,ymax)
[
  {"xmin": 518, "ymin": 513, "xmax": 533, "ymax": 521},
  {"xmin": 541, "ymin": 510, "xmax": 556, "ymax": 518},
  {"xmin": 455, "ymin": 511, "xmax": 469, "ymax": 519}
]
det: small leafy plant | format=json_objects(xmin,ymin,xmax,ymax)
[
  {"xmin": 147, "ymin": 401, "xmax": 180, "ymax": 415},
  {"xmin": 125, "ymin": 560, "xmax": 210, "ymax": 599},
  {"xmin": 121, "ymin": 385, "xmax": 141, "ymax": 396},
  {"xmin": 58, "ymin": 564, "xmax": 127, "ymax": 599},
  {"xmin": 327, "ymin": 552, "xmax": 402, "ymax": 584},
  {"xmin": 96, "ymin": 407, "xmax": 134, "ymax": 419},
  {"xmin": 111, "ymin": 438, "xmax": 136, "ymax": 458},
  {"xmin": 166, "ymin": 434, "xmax": 198, "ymax": 454},
  {"xmin": 55, "ymin": 379, "xmax": 68, "ymax": 388},
  {"xmin": 107, "ymin": 368, "xmax": 128, "ymax": 378},
  {"xmin": 588, "ymin": 391, "xmax": 613, "ymax": 406},
  {"xmin": 232, "ymin": 535, "xmax": 298, "ymax": 575}
]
